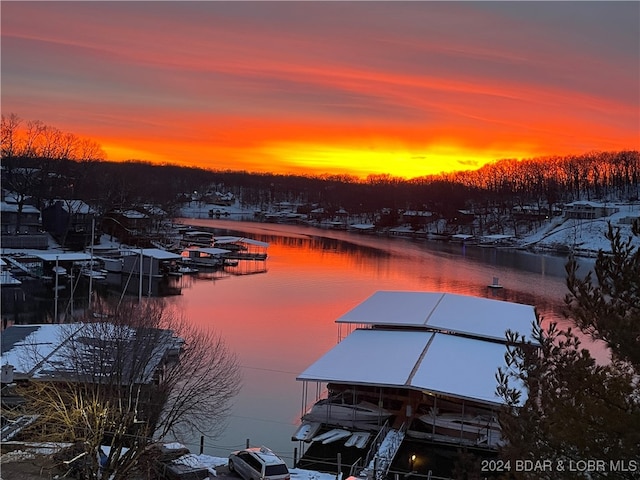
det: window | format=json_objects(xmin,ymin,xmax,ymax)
[
  {"xmin": 265, "ymin": 465, "xmax": 288, "ymax": 476},
  {"xmin": 245, "ymin": 455, "xmax": 263, "ymax": 472}
]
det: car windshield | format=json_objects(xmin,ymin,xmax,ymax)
[{"xmin": 265, "ymin": 464, "xmax": 289, "ymax": 476}]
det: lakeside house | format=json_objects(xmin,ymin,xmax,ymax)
[
  {"xmin": 1, "ymin": 195, "xmax": 47, "ymax": 249},
  {"xmin": 293, "ymin": 291, "xmax": 538, "ymax": 479},
  {"xmin": 563, "ymin": 201, "xmax": 620, "ymax": 220},
  {"xmin": 0, "ymin": 322, "xmax": 183, "ymax": 442},
  {"xmin": 102, "ymin": 209, "xmax": 153, "ymax": 246},
  {"xmin": 41, "ymin": 200, "xmax": 97, "ymax": 251}
]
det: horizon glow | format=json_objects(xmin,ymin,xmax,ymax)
[{"xmin": 2, "ymin": 2, "xmax": 638, "ymax": 179}]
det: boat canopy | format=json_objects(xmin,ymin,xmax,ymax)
[
  {"xmin": 214, "ymin": 236, "xmax": 270, "ymax": 248},
  {"xmin": 122, "ymin": 248, "xmax": 183, "ymax": 260},
  {"xmin": 187, "ymin": 247, "xmax": 231, "ymax": 256},
  {"xmin": 33, "ymin": 253, "xmax": 93, "ymax": 262},
  {"xmin": 335, "ymin": 291, "xmax": 538, "ymax": 344},
  {"xmin": 297, "ymin": 328, "xmax": 526, "ymax": 406}
]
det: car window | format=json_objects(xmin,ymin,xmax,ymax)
[
  {"xmin": 265, "ymin": 464, "xmax": 289, "ymax": 476},
  {"xmin": 245, "ymin": 455, "xmax": 263, "ymax": 472}
]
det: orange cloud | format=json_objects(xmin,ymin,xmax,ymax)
[{"xmin": 2, "ymin": 2, "xmax": 637, "ymax": 179}]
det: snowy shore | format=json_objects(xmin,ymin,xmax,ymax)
[{"xmin": 177, "ymin": 201, "xmax": 640, "ymax": 257}]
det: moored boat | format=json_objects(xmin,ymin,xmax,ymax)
[
  {"xmin": 302, "ymin": 396, "xmax": 391, "ymax": 429},
  {"xmin": 415, "ymin": 412, "xmax": 502, "ymax": 446},
  {"xmin": 180, "ymin": 247, "xmax": 230, "ymax": 268}
]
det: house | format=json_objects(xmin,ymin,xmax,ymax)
[
  {"xmin": 41, "ymin": 200, "xmax": 97, "ymax": 251},
  {"xmin": 401, "ymin": 210, "xmax": 433, "ymax": 226},
  {"xmin": 140, "ymin": 204, "xmax": 168, "ymax": 230},
  {"xmin": 563, "ymin": 201, "xmax": 619, "ymax": 220},
  {"xmin": 294, "ymin": 291, "xmax": 538, "ymax": 479},
  {"xmin": 213, "ymin": 192, "xmax": 235, "ymax": 206},
  {"xmin": 0, "ymin": 322, "xmax": 184, "ymax": 441},
  {"xmin": 0, "ymin": 194, "xmax": 47, "ymax": 249},
  {"xmin": 102, "ymin": 209, "xmax": 153, "ymax": 246}
]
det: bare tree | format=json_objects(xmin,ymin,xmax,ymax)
[
  {"xmin": 77, "ymin": 138, "xmax": 107, "ymax": 161},
  {"xmin": 17, "ymin": 298, "xmax": 241, "ymax": 479},
  {"xmin": 1, "ymin": 113, "xmax": 22, "ymax": 159}
]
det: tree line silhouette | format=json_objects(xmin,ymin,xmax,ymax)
[{"xmin": 2, "ymin": 114, "xmax": 638, "ymax": 220}]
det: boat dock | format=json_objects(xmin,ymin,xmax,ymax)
[{"xmin": 292, "ymin": 291, "xmax": 538, "ymax": 479}]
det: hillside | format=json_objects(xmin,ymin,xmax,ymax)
[{"xmin": 518, "ymin": 205, "xmax": 640, "ymax": 255}]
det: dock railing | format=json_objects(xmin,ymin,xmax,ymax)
[
  {"xmin": 362, "ymin": 419, "xmax": 390, "ymax": 473},
  {"xmin": 380, "ymin": 422, "xmax": 407, "ymax": 480},
  {"xmin": 349, "ymin": 457, "xmax": 363, "ymax": 477}
]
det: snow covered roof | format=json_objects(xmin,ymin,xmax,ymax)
[
  {"xmin": 565, "ymin": 200, "xmax": 605, "ymax": 207},
  {"xmin": 214, "ymin": 236, "xmax": 270, "ymax": 248},
  {"xmin": 33, "ymin": 253, "xmax": 93, "ymax": 262},
  {"xmin": 1, "ymin": 201, "xmax": 40, "ymax": 214},
  {"xmin": 335, "ymin": 291, "xmax": 538, "ymax": 343},
  {"xmin": 402, "ymin": 210, "xmax": 432, "ymax": 217},
  {"xmin": 188, "ymin": 247, "xmax": 231, "ymax": 256},
  {"xmin": 116, "ymin": 209, "xmax": 149, "ymax": 219},
  {"xmin": 1, "ymin": 324, "xmax": 84, "ymax": 377},
  {"xmin": 349, "ymin": 224, "xmax": 375, "ymax": 230},
  {"xmin": 297, "ymin": 329, "xmax": 524, "ymax": 406},
  {"xmin": 1, "ymin": 323, "xmax": 181, "ymax": 383},
  {"xmin": 47, "ymin": 199, "xmax": 95, "ymax": 214},
  {"xmin": 123, "ymin": 248, "xmax": 183, "ymax": 260},
  {"xmin": 142, "ymin": 204, "xmax": 167, "ymax": 216}
]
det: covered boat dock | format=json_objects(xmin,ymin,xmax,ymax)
[{"xmin": 294, "ymin": 291, "xmax": 539, "ymax": 479}]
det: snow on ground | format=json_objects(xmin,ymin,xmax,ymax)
[
  {"xmin": 0, "ymin": 442, "xmax": 73, "ymax": 462},
  {"xmin": 171, "ymin": 453, "xmax": 339, "ymax": 480},
  {"xmin": 177, "ymin": 200, "xmax": 640, "ymax": 255},
  {"xmin": 177, "ymin": 201, "xmax": 256, "ymax": 220},
  {"xmin": 517, "ymin": 203, "xmax": 640, "ymax": 254},
  {"xmin": 4, "ymin": 200, "xmax": 637, "ymax": 258}
]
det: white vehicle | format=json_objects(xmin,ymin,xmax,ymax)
[{"xmin": 228, "ymin": 446, "xmax": 290, "ymax": 480}]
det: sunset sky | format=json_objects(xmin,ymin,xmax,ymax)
[{"xmin": 2, "ymin": 1, "xmax": 638, "ymax": 179}]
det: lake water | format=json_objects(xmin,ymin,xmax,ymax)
[{"xmin": 169, "ymin": 218, "xmax": 595, "ymax": 464}]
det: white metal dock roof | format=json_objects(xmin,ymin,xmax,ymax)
[
  {"xmin": 189, "ymin": 247, "xmax": 231, "ymax": 256},
  {"xmin": 122, "ymin": 248, "xmax": 183, "ymax": 260},
  {"xmin": 33, "ymin": 252, "xmax": 93, "ymax": 262},
  {"xmin": 335, "ymin": 291, "xmax": 538, "ymax": 343},
  {"xmin": 297, "ymin": 328, "xmax": 524, "ymax": 406},
  {"xmin": 214, "ymin": 236, "xmax": 270, "ymax": 248}
]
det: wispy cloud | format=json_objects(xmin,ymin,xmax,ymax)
[{"xmin": 2, "ymin": 1, "xmax": 638, "ymax": 178}]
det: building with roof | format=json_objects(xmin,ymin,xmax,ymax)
[
  {"xmin": 102, "ymin": 209, "xmax": 153, "ymax": 246},
  {"xmin": 213, "ymin": 236, "xmax": 269, "ymax": 260},
  {"xmin": 41, "ymin": 200, "xmax": 97, "ymax": 251},
  {"xmin": 1, "ymin": 322, "xmax": 183, "ymax": 442},
  {"xmin": 294, "ymin": 291, "xmax": 538, "ymax": 479},
  {"xmin": 563, "ymin": 201, "xmax": 619, "ymax": 220},
  {"xmin": 0, "ymin": 196, "xmax": 48, "ymax": 249}
]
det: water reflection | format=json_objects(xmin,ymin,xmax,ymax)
[
  {"xmin": 167, "ymin": 219, "xmax": 606, "ymax": 462},
  {"xmin": 6, "ymin": 217, "xmax": 604, "ymax": 463}
]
